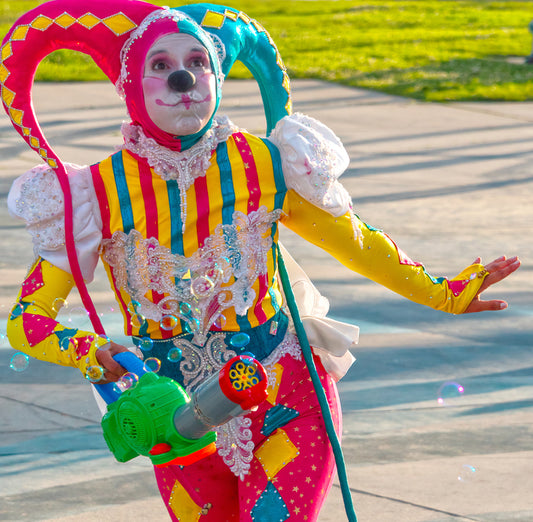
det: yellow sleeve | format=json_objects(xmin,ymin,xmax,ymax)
[
  {"xmin": 6, "ymin": 258, "xmax": 109, "ymax": 378},
  {"xmin": 280, "ymin": 190, "xmax": 488, "ymax": 314}
]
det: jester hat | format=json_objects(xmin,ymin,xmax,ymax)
[{"xmin": 1, "ymin": 0, "xmax": 292, "ymax": 333}]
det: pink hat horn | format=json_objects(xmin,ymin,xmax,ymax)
[{"xmin": 1, "ymin": 0, "xmax": 160, "ymax": 334}]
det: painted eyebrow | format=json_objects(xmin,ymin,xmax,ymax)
[{"xmin": 146, "ymin": 46, "xmax": 208, "ymax": 60}]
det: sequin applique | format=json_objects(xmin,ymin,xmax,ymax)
[
  {"xmin": 174, "ymin": 333, "xmax": 237, "ymax": 393},
  {"xmin": 215, "ymin": 415, "xmax": 254, "ymax": 480},
  {"xmin": 14, "ymin": 164, "xmax": 65, "ymax": 252},
  {"xmin": 101, "ymin": 206, "xmax": 282, "ymax": 345}
]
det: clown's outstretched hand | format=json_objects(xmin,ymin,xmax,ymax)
[{"xmin": 463, "ymin": 256, "xmax": 520, "ymax": 313}]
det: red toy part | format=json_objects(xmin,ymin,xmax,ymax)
[
  {"xmin": 151, "ymin": 442, "xmax": 217, "ymax": 468},
  {"xmin": 218, "ymin": 355, "xmax": 268, "ymax": 411}
]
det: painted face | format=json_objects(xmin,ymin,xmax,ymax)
[{"xmin": 143, "ymin": 33, "xmax": 217, "ymax": 136}]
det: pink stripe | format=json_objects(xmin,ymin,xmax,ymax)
[
  {"xmin": 91, "ymin": 164, "xmax": 111, "ymax": 239},
  {"xmin": 194, "ymin": 176, "xmax": 210, "ymax": 247},
  {"xmin": 233, "ymin": 134, "xmax": 267, "ymax": 322},
  {"xmin": 234, "ymin": 132, "xmax": 261, "ymax": 213},
  {"xmin": 253, "ymin": 273, "xmax": 269, "ymax": 322}
]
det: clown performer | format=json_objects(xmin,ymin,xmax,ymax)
[{"xmin": 1, "ymin": 1, "xmax": 520, "ymax": 521}]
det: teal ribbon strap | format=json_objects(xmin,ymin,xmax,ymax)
[{"xmin": 277, "ymin": 245, "xmax": 357, "ymax": 522}]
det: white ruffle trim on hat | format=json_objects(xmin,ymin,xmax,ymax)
[
  {"xmin": 8, "ymin": 163, "xmax": 102, "ymax": 282},
  {"xmin": 268, "ymin": 112, "xmax": 353, "ymax": 217}
]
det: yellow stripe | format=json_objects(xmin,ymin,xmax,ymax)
[
  {"xmin": 98, "ymin": 156, "xmax": 122, "ymax": 235},
  {"xmin": 226, "ymin": 137, "xmax": 249, "ymax": 214},
  {"xmin": 153, "ymin": 174, "xmax": 172, "ymax": 248}
]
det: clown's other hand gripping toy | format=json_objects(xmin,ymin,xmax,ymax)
[{"xmin": 2, "ymin": 1, "xmax": 519, "ymax": 521}]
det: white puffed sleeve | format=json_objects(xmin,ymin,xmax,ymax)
[
  {"xmin": 7, "ymin": 163, "xmax": 102, "ymax": 282},
  {"xmin": 267, "ymin": 112, "xmax": 353, "ymax": 217}
]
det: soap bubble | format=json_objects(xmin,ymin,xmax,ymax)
[
  {"xmin": 130, "ymin": 313, "xmax": 146, "ymax": 329},
  {"xmin": 230, "ymin": 332, "xmax": 250, "ymax": 348},
  {"xmin": 183, "ymin": 317, "xmax": 200, "ymax": 333},
  {"xmin": 160, "ymin": 315, "xmax": 178, "ymax": 331},
  {"xmin": 179, "ymin": 302, "xmax": 192, "ymax": 316},
  {"xmin": 213, "ymin": 314, "xmax": 226, "ymax": 329},
  {"xmin": 139, "ymin": 337, "xmax": 153, "ymax": 351},
  {"xmin": 458, "ymin": 464, "xmax": 476, "ymax": 482},
  {"xmin": 167, "ymin": 347, "xmax": 182, "ymax": 363},
  {"xmin": 117, "ymin": 372, "xmax": 139, "ymax": 391},
  {"xmin": 52, "ymin": 297, "xmax": 68, "ymax": 313},
  {"xmin": 85, "ymin": 365, "xmax": 104, "ymax": 383},
  {"xmin": 144, "ymin": 357, "xmax": 161, "ymax": 373},
  {"xmin": 437, "ymin": 381, "xmax": 464, "ymax": 406},
  {"xmin": 60, "ymin": 337, "xmax": 78, "ymax": 352},
  {"xmin": 127, "ymin": 300, "xmax": 141, "ymax": 314},
  {"xmin": 68, "ymin": 307, "xmax": 90, "ymax": 329},
  {"xmin": 10, "ymin": 352, "xmax": 29, "ymax": 372}
]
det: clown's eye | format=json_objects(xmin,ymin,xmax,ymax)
[
  {"xmin": 151, "ymin": 60, "xmax": 168, "ymax": 71},
  {"xmin": 188, "ymin": 54, "xmax": 209, "ymax": 69}
]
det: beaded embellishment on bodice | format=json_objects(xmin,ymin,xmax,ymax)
[{"xmin": 101, "ymin": 206, "xmax": 282, "ymax": 345}]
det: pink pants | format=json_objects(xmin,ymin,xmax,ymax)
[{"xmin": 154, "ymin": 352, "xmax": 342, "ymax": 521}]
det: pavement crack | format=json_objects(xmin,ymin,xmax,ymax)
[
  {"xmin": 0, "ymin": 395, "xmax": 100, "ymax": 424},
  {"xmin": 334, "ymin": 484, "xmax": 482, "ymax": 521}
]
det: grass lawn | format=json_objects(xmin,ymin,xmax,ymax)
[{"xmin": 2, "ymin": 0, "xmax": 533, "ymax": 101}]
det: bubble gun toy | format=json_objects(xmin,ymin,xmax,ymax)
[{"xmin": 95, "ymin": 352, "xmax": 268, "ymax": 467}]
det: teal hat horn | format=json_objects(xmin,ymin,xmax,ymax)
[{"xmin": 175, "ymin": 3, "xmax": 292, "ymax": 135}]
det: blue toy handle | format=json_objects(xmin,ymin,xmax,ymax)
[{"xmin": 94, "ymin": 351, "xmax": 147, "ymax": 405}]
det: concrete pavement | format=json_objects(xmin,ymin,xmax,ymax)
[{"xmin": 0, "ymin": 80, "xmax": 532, "ymax": 521}]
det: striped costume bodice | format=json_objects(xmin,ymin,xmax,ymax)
[{"xmin": 91, "ymin": 131, "xmax": 287, "ymax": 344}]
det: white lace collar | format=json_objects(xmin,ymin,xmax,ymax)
[{"xmin": 121, "ymin": 116, "xmax": 240, "ymax": 232}]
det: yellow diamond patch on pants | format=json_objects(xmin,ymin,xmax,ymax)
[{"xmin": 254, "ymin": 428, "xmax": 299, "ymax": 480}]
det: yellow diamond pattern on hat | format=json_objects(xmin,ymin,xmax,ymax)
[
  {"xmin": 31, "ymin": 15, "xmax": 54, "ymax": 31},
  {"xmin": 282, "ymin": 73, "xmax": 290, "ymax": 94},
  {"xmin": 78, "ymin": 13, "xmax": 101, "ymax": 30},
  {"xmin": 11, "ymin": 25, "xmax": 29, "ymax": 41},
  {"xmin": 224, "ymin": 9, "xmax": 238, "ymax": 21},
  {"xmin": 55, "ymin": 13, "xmax": 76, "ymax": 28},
  {"xmin": 285, "ymin": 98, "xmax": 293, "ymax": 115},
  {"xmin": 238, "ymin": 12, "xmax": 251, "ymax": 24},
  {"xmin": 1, "ymin": 42, "xmax": 13, "ymax": 61},
  {"xmin": 9, "ymin": 107, "xmax": 23, "ymax": 125},
  {"xmin": 201, "ymin": 10, "xmax": 225, "ymax": 29},
  {"xmin": 0, "ymin": 63, "xmax": 9, "ymax": 83},
  {"xmin": 168, "ymin": 480, "xmax": 202, "ymax": 521},
  {"xmin": 102, "ymin": 13, "xmax": 136, "ymax": 36},
  {"xmin": 255, "ymin": 428, "xmax": 299, "ymax": 480},
  {"xmin": 251, "ymin": 20, "xmax": 265, "ymax": 33},
  {"xmin": 1, "ymin": 85, "xmax": 15, "ymax": 106},
  {"xmin": 1, "ymin": 12, "xmax": 138, "ymax": 168}
]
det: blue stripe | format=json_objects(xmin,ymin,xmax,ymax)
[
  {"xmin": 111, "ymin": 152, "xmax": 134, "ymax": 234},
  {"xmin": 262, "ymin": 138, "xmax": 287, "ymax": 210},
  {"xmin": 166, "ymin": 179, "xmax": 184, "ymax": 256},
  {"xmin": 216, "ymin": 141, "xmax": 235, "ymax": 225},
  {"xmin": 262, "ymin": 138, "xmax": 286, "ymax": 312},
  {"xmin": 216, "ymin": 140, "xmax": 251, "ymax": 331},
  {"xmin": 165, "ymin": 179, "xmax": 187, "ymax": 332}
]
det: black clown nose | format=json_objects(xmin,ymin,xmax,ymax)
[{"xmin": 167, "ymin": 70, "xmax": 196, "ymax": 92}]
